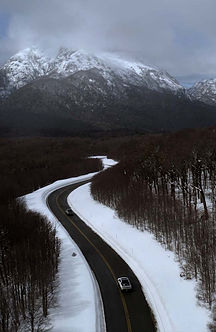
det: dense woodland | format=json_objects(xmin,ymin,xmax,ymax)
[
  {"xmin": 0, "ymin": 136, "xmax": 110, "ymax": 331},
  {"xmin": 0, "ymin": 203, "xmax": 60, "ymax": 331},
  {"xmin": 91, "ymin": 127, "xmax": 216, "ymax": 328}
]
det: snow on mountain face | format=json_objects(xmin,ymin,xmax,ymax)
[
  {"xmin": 0, "ymin": 47, "xmax": 184, "ymax": 98},
  {"xmin": 0, "ymin": 48, "xmax": 51, "ymax": 97},
  {"xmin": 188, "ymin": 79, "xmax": 216, "ymax": 106},
  {"xmin": 50, "ymin": 48, "xmax": 184, "ymax": 93},
  {"xmin": 99, "ymin": 53, "xmax": 183, "ymax": 92},
  {"xmin": 52, "ymin": 49, "xmax": 108, "ymax": 76}
]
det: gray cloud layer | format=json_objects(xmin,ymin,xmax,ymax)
[{"xmin": 1, "ymin": 0, "xmax": 216, "ymax": 82}]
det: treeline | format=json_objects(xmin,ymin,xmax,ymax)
[
  {"xmin": 0, "ymin": 137, "xmax": 104, "ymax": 202},
  {"xmin": 91, "ymin": 127, "xmax": 216, "ymax": 317},
  {"xmin": 0, "ymin": 136, "xmax": 108, "ymax": 331}
]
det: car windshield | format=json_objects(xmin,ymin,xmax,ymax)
[
  {"xmin": 123, "ymin": 280, "xmax": 129, "ymax": 285},
  {"xmin": 121, "ymin": 278, "xmax": 130, "ymax": 285}
]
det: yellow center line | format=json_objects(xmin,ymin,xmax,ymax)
[{"xmin": 54, "ymin": 191, "xmax": 133, "ymax": 332}]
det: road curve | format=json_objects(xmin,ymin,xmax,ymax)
[{"xmin": 47, "ymin": 180, "xmax": 156, "ymax": 332}]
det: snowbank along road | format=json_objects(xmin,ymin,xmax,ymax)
[{"xmin": 47, "ymin": 180, "xmax": 156, "ymax": 332}]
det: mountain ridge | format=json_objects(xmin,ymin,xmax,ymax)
[
  {"xmin": 188, "ymin": 78, "xmax": 216, "ymax": 106},
  {"xmin": 0, "ymin": 47, "xmax": 185, "ymax": 98},
  {"xmin": 0, "ymin": 47, "xmax": 216, "ymax": 136}
]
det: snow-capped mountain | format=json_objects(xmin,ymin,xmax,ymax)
[
  {"xmin": 0, "ymin": 48, "xmax": 51, "ymax": 97},
  {"xmin": 1, "ymin": 47, "xmax": 216, "ymax": 136},
  {"xmin": 50, "ymin": 48, "xmax": 184, "ymax": 93},
  {"xmin": 188, "ymin": 79, "xmax": 216, "ymax": 106},
  {"xmin": 0, "ymin": 47, "xmax": 184, "ymax": 98}
]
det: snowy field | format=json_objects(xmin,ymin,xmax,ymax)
[{"xmin": 24, "ymin": 156, "xmax": 211, "ymax": 332}]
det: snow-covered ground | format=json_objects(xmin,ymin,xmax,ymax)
[
  {"xmin": 68, "ymin": 185, "xmax": 211, "ymax": 332},
  {"xmin": 24, "ymin": 156, "xmax": 211, "ymax": 332},
  {"xmin": 24, "ymin": 171, "xmax": 105, "ymax": 332},
  {"xmin": 23, "ymin": 156, "xmax": 116, "ymax": 331}
]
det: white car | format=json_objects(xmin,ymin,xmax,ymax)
[{"xmin": 117, "ymin": 277, "xmax": 132, "ymax": 292}]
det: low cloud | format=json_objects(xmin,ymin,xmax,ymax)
[{"xmin": 1, "ymin": 0, "xmax": 216, "ymax": 81}]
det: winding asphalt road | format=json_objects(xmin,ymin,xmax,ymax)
[{"xmin": 47, "ymin": 180, "xmax": 156, "ymax": 332}]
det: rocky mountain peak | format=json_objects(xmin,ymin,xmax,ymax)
[
  {"xmin": 1, "ymin": 48, "xmax": 216, "ymax": 136},
  {"xmin": 0, "ymin": 47, "xmax": 50, "ymax": 94},
  {"xmin": 188, "ymin": 78, "xmax": 216, "ymax": 106},
  {"xmin": 0, "ymin": 47, "xmax": 185, "ymax": 98}
]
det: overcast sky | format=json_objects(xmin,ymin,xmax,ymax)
[{"xmin": 0, "ymin": 0, "xmax": 216, "ymax": 85}]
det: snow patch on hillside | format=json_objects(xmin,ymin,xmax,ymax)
[
  {"xmin": 188, "ymin": 78, "xmax": 216, "ymax": 105},
  {"xmin": 2, "ymin": 47, "xmax": 50, "ymax": 91}
]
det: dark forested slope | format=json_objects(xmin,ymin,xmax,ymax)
[{"xmin": 1, "ymin": 74, "xmax": 216, "ymax": 136}]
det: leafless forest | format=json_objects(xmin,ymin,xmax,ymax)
[
  {"xmin": 0, "ymin": 137, "xmax": 105, "ymax": 332},
  {"xmin": 2, "ymin": 130, "xmax": 216, "ymax": 330},
  {"xmin": 91, "ymin": 127, "xmax": 216, "ymax": 324}
]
